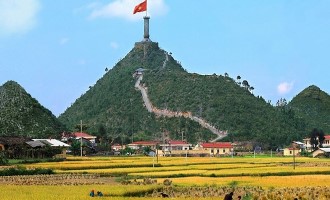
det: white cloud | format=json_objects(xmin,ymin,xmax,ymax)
[
  {"xmin": 110, "ymin": 42, "xmax": 119, "ymax": 49},
  {"xmin": 0, "ymin": 0, "xmax": 41, "ymax": 35},
  {"xmin": 88, "ymin": 0, "xmax": 168, "ymax": 21},
  {"xmin": 277, "ymin": 81, "xmax": 294, "ymax": 95},
  {"xmin": 59, "ymin": 37, "xmax": 70, "ymax": 45}
]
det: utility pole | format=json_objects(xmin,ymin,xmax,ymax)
[
  {"xmin": 80, "ymin": 120, "xmax": 82, "ymax": 157},
  {"xmin": 130, "ymin": 98, "xmax": 134, "ymax": 143},
  {"xmin": 293, "ymin": 141, "xmax": 296, "ymax": 170}
]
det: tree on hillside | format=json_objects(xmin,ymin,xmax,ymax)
[
  {"xmin": 276, "ymin": 98, "xmax": 288, "ymax": 107},
  {"xmin": 310, "ymin": 128, "xmax": 326, "ymax": 151},
  {"xmin": 242, "ymin": 80, "xmax": 249, "ymax": 90},
  {"xmin": 74, "ymin": 124, "xmax": 88, "ymax": 132},
  {"xmin": 250, "ymin": 86, "xmax": 254, "ymax": 94},
  {"xmin": 236, "ymin": 75, "xmax": 241, "ymax": 86}
]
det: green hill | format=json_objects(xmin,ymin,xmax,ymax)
[
  {"xmin": 58, "ymin": 42, "xmax": 307, "ymax": 149},
  {"xmin": 0, "ymin": 81, "xmax": 65, "ymax": 138},
  {"xmin": 59, "ymin": 42, "xmax": 217, "ymax": 143},
  {"xmin": 289, "ymin": 85, "xmax": 330, "ymax": 133}
]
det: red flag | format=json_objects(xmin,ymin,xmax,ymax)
[{"xmin": 133, "ymin": 0, "xmax": 147, "ymax": 14}]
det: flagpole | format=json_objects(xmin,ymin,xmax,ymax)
[{"xmin": 146, "ymin": 0, "xmax": 148, "ymax": 17}]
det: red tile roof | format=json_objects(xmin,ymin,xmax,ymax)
[
  {"xmin": 287, "ymin": 148, "xmax": 300, "ymax": 150},
  {"xmin": 304, "ymin": 135, "xmax": 330, "ymax": 140},
  {"xmin": 73, "ymin": 132, "xmax": 96, "ymax": 138},
  {"xmin": 167, "ymin": 140, "xmax": 189, "ymax": 145},
  {"xmin": 130, "ymin": 141, "xmax": 159, "ymax": 146},
  {"xmin": 201, "ymin": 142, "xmax": 232, "ymax": 148}
]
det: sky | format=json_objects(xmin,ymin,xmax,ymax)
[{"xmin": 1, "ymin": 0, "xmax": 330, "ymax": 117}]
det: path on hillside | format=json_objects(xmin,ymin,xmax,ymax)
[
  {"xmin": 161, "ymin": 52, "xmax": 169, "ymax": 69},
  {"xmin": 134, "ymin": 52, "xmax": 227, "ymax": 142}
]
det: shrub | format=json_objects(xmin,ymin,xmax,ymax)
[
  {"xmin": 0, "ymin": 151, "xmax": 8, "ymax": 166},
  {"xmin": 0, "ymin": 166, "xmax": 54, "ymax": 176}
]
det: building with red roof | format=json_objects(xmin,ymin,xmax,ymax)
[
  {"xmin": 199, "ymin": 142, "xmax": 233, "ymax": 156},
  {"xmin": 111, "ymin": 143, "xmax": 124, "ymax": 151},
  {"xmin": 127, "ymin": 141, "xmax": 159, "ymax": 150},
  {"xmin": 303, "ymin": 134, "xmax": 330, "ymax": 152},
  {"xmin": 159, "ymin": 140, "xmax": 192, "ymax": 151},
  {"xmin": 61, "ymin": 132, "xmax": 97, "ymax": 143}
]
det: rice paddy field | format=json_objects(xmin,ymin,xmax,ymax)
[{"xmin": 1, "ymin": 156, "xmax": 329, "ymax": 200}]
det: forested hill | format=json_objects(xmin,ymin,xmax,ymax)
[
  {"xmin": 289, "ymin": 85, "xmax": 330, "ymax": 133},
  {"xmin": 59, "ymin": 42, "xmax": 219, "ymax": 143},
  {"xmin": 0, "ymin": 81, "xmax": 65, "ymax": 137},
  {"xmin": 59, "ymin": 42, "xmax": 310, "ymax": 148}
]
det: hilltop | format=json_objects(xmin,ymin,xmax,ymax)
[
  {"xmin": 0, "ymin": 81, "xmax": 65, "ymax": 137},
  {"xmin": 289, "ymin": 85, "xmax": 330, "ymax": 132},
  {"xmin": 59, "ymin": 42, "xmax": 307, "ymax": 148},
  {"xmin": 59, "ymin": 42, "xmax": 218, "ymax": 143},
  {"xmin": 1, "ymin": 44, "xmax": 328, "ymax": 146}
]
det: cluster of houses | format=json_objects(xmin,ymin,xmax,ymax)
[
  {"xmin": 0, "ymin": 136, "xmax": 70, "ymax": 159},
  {"xmin": 125, "ymin": 140, "xmax": 233, "ymax": 157},
  {"xmin": 283, "ymin": 135, "xmax": 330, "ymax": 157},
  {"xmin": 112, "ymin": 135, "xmax": 330, "ymax": 158},
  {"xmin": 0, "ymin": 132, "xmax": 329, "ymax": 159}
]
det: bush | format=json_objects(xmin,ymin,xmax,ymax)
[
  {"xmin": 0, "ymin": 166, "xmax": 54, "ymax": 176},
  {"xmin": 0, "ymin": 151, "xmax": 8, "ymax": 165}
]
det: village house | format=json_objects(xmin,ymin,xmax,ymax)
[
  {"xmin": 199, "ymin": 142, "xmax": 233, "ymax": 156},
  {"xmin": 159, "ymin": 140, "xmax": 192, "ymax": 151},
  {"xmin": 61, "ymin": 132, "xmax": 97, "ymax": 143},
  {"xmin": 0, "ymin": 136, "xmax": 70, "ymax": 159},
  {"xmin": 33, "ymin": 139, "xmax": 70, "ymax": 158},
  {"xmin": 303, "ymin": 135, "xmax": 330, "ymax": 152},
  {"xmin": 127, "ymin": 141, "xmax": 159, "ymax": 150},
  {"xmin": 111, "ymin": 143, "xmax": 124, "ymax": 152},
  {"xmin": 283, "ymin": 147, "xmax": 301, "ymax": 156},
  {"xmin": 0, "ymin": 136, "xmax": 31, "ymax": 153},
  {"xmin": 312, "ymin": 148, "xmax": 330, "ymax": 158},
  {"xmin": 158, "ymin": 140, "xmax": 192, "ymax": 156}
]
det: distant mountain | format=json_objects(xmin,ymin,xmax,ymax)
[
  {"xmin": 59, "ymin": 42, "xmax": 308, "ymax": 149},
  {"xmin": 0, "ymin": 81, "xmax": 65, "ymax": 138},
  {"xmin": 289, "ymin": 85, "xmax": 330, "ymax": 133}
]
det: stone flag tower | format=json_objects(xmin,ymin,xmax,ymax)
[
  {"xmin": 134, "ymin": 0, "xmax": 158, "ymax": 54},
  {"xmin": 132, "ymin": 0, "xmax": 151, "ymax": 42},
  {"xmin": 143, "ymin": 16, "xmax": 151, "ymax": 42}
]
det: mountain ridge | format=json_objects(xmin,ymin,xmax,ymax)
[
  {"xmin": 58, "ymin": 42, "xmax": 310, "ymax": 148},
  {"xmin": 289, "ymin": 85, "xmax": 330, "ymax": 132},
  {"xmin": 0, "ymin": 80, "xmax": 65, "ymax": 137},
  {"xmin": 1, "ymin": 42, "xmax": 328, "ymax": 147}
]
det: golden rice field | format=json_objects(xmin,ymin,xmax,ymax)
[{"xmin": 1, "ymin": 156, "xmax": 329, "ymax": 200}]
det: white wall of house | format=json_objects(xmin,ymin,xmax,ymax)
[
  {"xmin": 206, "ymin": 147, "xmax": 232, "ymax": 155},
  {"xmin": 283, "ymin": 148, "xmax": 300, "ymax": 156},
  {"xmin": 303, "ymin": 136, "xmax": 330, "ymax": 152}
]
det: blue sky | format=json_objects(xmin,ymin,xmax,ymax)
[{"xmin": 1, "ymin": 0, "xmax": 329, "ymax": 117}]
